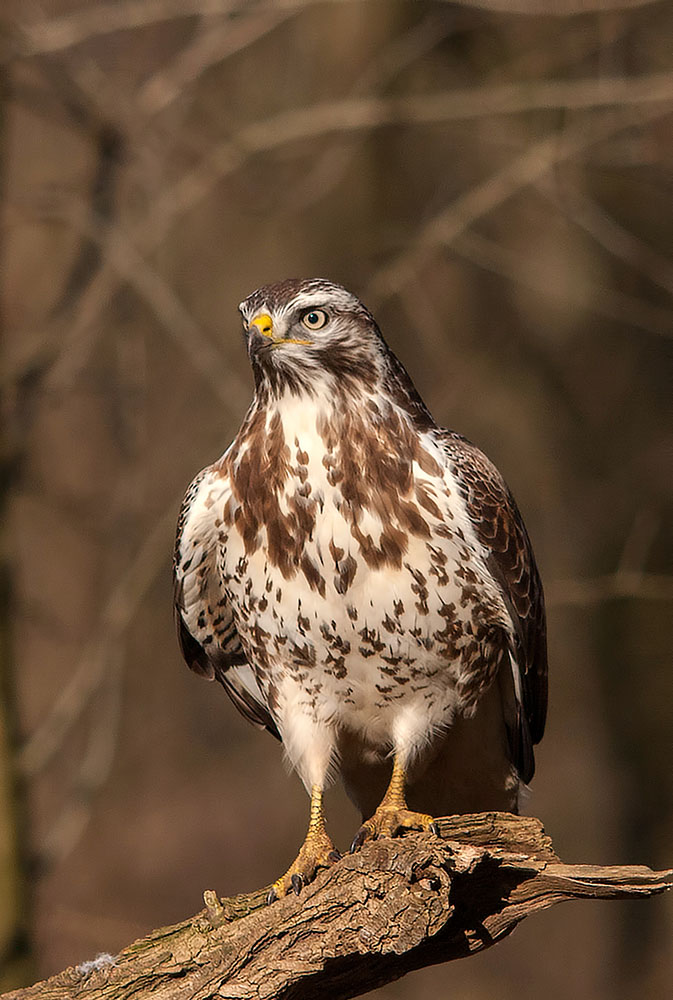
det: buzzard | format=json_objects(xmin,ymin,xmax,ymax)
[{"xmin": 174, "ymin": 278, "xmax": 547, "ymax": 901}]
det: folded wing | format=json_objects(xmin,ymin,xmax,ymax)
[
  {"xmin": 440, "ymin": 431, "xmax": 548, "ymax": 782},
  {"xmin": 173, "ymin": 465, "xmax": 280, "ymax": 740}
]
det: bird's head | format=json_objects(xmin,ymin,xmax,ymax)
[{"xmin": 238, "ymin": 278, "xmax": 388, "ymax": 399}]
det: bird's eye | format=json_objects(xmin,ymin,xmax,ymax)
[{"xmin": 301, "ymin": 309, "xmax": 328, "ymax": 331}]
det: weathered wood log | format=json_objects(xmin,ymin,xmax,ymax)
[{"xmin": 4, "ymin": 813, "xmax": 671, "ymax": 1000}]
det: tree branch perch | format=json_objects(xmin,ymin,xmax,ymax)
[{"xmin": 4, "ymin": 813, "xmax": 671, "ymax": 1000}]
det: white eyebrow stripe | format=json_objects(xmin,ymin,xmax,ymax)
[{"xmin": 289, "ymin": 287, "xmax": 358, "ymax": 313}]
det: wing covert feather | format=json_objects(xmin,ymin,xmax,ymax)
[
  {"xmin": 441, "ymin": 431, "xmax": 548, "ymax": 767},
  {"xmin": 173, "ymin": 465, "xmax": 280, "ymax": 740}
]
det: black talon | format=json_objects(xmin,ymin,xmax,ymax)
[
  {"xmin": 266, "ymin": 887, "xmax": 278, "ymax": 905},
  {"xmin": 291, "ymin": 874, "xmax": 303, "ymax": 895},
  {"xmin": 429, "ymin": 822, "xmax": 441, "ymax": 837},
  {"xmin": 350, "ymin": 828, "xmax": 367, "ymax": 853},
  {"xmin": 328, "ymin": 849, "xmax": 342, "ymax": 863}
]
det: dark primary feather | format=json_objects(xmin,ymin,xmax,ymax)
[
  {"xmin": 441, "ymin": 430, "xmax": 548, "ymax": 779},
  {"xmin": 176, "ymin": 604, "xmax": 280, "ymax": 739}
]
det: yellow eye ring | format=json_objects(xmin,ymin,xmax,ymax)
[{"xmin": 301, "ymin": 309, "xmax": 328, "ymax": 331}]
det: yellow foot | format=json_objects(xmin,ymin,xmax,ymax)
[
  {"xmin": 350, "ymin": 806, "xmax": 439, "ymax": 852},
  {"xmin": 266, "ymin": 828, "xmax": 341, "ymax": 903}
]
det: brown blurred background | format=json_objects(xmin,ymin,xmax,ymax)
[{"xmin": 1, "ymin": 1, "xmax": 672, "ymax": 997}]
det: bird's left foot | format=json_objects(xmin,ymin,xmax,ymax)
[
  {"xmin": 266, "ymin": 827, "xmax": 341, "ymax": 903},
  {"xmin": 350, "ymin": 806, "xmax": 439, "ymax": 852}
]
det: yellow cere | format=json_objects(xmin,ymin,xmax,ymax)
[{"xmin": 250, "ymin": 313, "xmax": 274, "ymax": 337}]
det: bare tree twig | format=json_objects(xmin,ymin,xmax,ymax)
[
  {"xmin": 283, "ymin": 10, "xmax": 458, "ymax": 214},
  {"xmin": 5, "ymin": 196, "xmax": 250, "ymax": 410},
  {"xmin": 546, "ymin": 571, "xmax": 673, "ymax": 607},
  {"xmin": 17, "ymin": 505, "xmax": 176, "ymax": 779},
  {"xmin": 137, "ymin": 9, "xmax": 297, "ymax": 116},
  {"xmin": 446, "ymin": 0, "xmax": 664, "ymax": 13},
  {"xmin": 616, "ymin": 508, "xmax": 660, "ymax": 574},
  {"xmin": 452, "ymin": 229, "xmax": 673, "ymax": 340},
  {"xmin": 436, "ymin": 0, "xmax": 665, "ymax": 13},
  {"xmin": 285, "ymin": 12, "xmax": 636, "ymax": 216},
  {"xmin": 16, "ymin": 1, "xmax": 667, "ymax": 57},
  {"xmin": 556, "ymin": 182, "xmax": 673, "ymax": 301},
  {"xmin": 10, "ymin": 51, "xmax": 672, "ymax": 392},
  {"xmin": 38, "ymin": 648, "xmax": 125, "ymax": 869},
  {"xmin": 17, "ymin": 1, "xmax": 239, "ymax": 56},
  {"xmin": 545, "ymin": 512, "xmax": 671, "ymax": 608},
  {"xmin": 145, "ymin": 72, "xmax": 673, "ymax": 248},
  {"xmin": 367, "ymin": 102, "xmax": 672, "ymax": 304},
  {"xmin": 35, "ymin": 327, "xmax": 151, "ymax": 869}
]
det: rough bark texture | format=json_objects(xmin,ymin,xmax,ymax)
[{"xmin": 3, "ymin": 813, "xmax": 671, "ymax": 1000}]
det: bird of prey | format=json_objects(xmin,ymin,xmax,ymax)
[{"xmin": 174, "ymin": 278, "xmax": 547, "ymax": 901}]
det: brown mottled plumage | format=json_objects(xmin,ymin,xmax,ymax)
[{"xmin": 174, "ymin": 278, "xmax": 547, "ymax": 899}]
